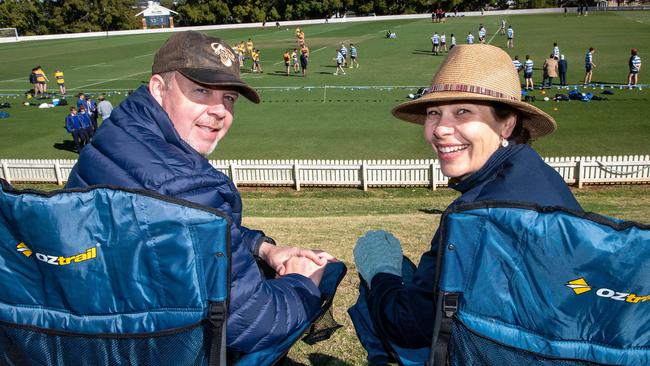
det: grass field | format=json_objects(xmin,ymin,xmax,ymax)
[{"xmin": 1, "ymin": 11, "xmax": 649, "ymax": 159}]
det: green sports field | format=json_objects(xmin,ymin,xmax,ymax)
[{"xmin": 0, "ymin": 11, "xmax": 649, "ymax": 160}]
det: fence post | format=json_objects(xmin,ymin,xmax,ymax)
[
  {"xmin": 361, "ymin": 162, "xmax": 368, "ymax": 191},
  {"xmin": 54, "ymin": 161, "xmax": 63, "ymax": 186},
  {"xmin": 293, "ymin": 163, "xmax": 301, "ymax": 191},
  {"xmin": 1, "ymin": 160, "xmax": 10, "ymax": 184},
  {"xmin": 576, "ymin": 159, "xmax": 584, "ymax": 188},
  {"xmin": 430, "ymin": 162, "xmax": 437, "ymax": 191},
  {"xmin": 229, "ymin": 163, "xmax": 237, "ymax": 188}
]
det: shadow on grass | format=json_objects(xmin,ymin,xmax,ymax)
[
  {"xmin": 412, "ymin": 50, "xmax": 436, "ymax": 55},
  {"xmin": 284, "ymin": 353, "xmax": 355, "ymax": 366},
  {"xmin": 53, "ymin": 140, "xmax": 78, "ymax": 153},
  {"xmin": 267, "ymin": 71, "xmax": 303, "ymax": 77},
  {"xmin": 418, "ymin": 208, "xmax": 445, "ymax": 214}
]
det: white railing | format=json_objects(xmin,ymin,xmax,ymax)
[{"xmin": 1, "ymin": 156, "xmax": 649, "ymax": 190}]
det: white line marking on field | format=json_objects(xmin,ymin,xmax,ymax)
[
  {"xmin": 0, "ymin": 77, "xmax": 24, "ymax": 83},
  {"xmin": 71, "ymin": 63, "xmax": 110, "ymax": 70},
  {"xmin": 70, "ymin": 71, "xmax": 150, "ymax": 90},
  {"xmin": 135, "ymin": 53, "xmax": 155, "ymax": 59}
]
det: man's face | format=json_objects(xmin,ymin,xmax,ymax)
[{"xmin": 158, "ymin": 72, "xmax": 238, "ymax": 157}]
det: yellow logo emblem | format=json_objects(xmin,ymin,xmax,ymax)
[
  {"xmin": 16, "ymin": 242, "xmax": 33, "ymax": 257},
  {"xmin": 565, "ymin": 278, "xmax": 592, "ymax": 295}
]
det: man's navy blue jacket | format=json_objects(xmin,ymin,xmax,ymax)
[
  {"xmin": 367, "ymin": 144, "xmax": 583, "ymax": 349},
  {"xmin": 66, "ymin": 85, "xmax": 322, "ymax": 353}
]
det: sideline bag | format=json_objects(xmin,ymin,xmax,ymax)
[{"xmin": 429, "ymin": 201, "xmax": 650, "ymax": 366}]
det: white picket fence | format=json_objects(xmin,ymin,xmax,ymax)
[{"xmin": 1, "ymin": 156, "xmax": 649, "ymax": 190}]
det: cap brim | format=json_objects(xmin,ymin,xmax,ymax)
[
  {"xmin": 178, "ymin": 68, "xmax": 260, "ymax": 104},
  {"xmin": 391, "ymin": 91, "xmax": 556, "ymax": 139}
]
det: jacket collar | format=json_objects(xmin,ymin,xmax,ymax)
[{"xmin": 449, "ymin": 144, "xmax": 526, "ymax": 194}]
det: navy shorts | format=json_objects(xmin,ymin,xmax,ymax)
[
  {"xmin": 585, "ymin": 65, "xmax": 592, "ymax": 72},
  {"xmin": 524, "ymin": 72, "xmax": 533, "ymax": 79}
]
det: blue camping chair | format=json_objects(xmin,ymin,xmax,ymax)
[
  {"xmin": 0, "ymin": 181, "xmax": 345, "ymax": 365},
  {"xmin": 429, "ymin": 201, "xmax": 650, "ymax": 366}
]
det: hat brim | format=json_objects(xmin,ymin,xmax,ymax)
[
  {"xmin": 178, "ymin": 68, "xmax": 260, "ymax": 104},
  {"xmin": 391, "ymin": 91, "xmax": 556, "ymax": 139}
]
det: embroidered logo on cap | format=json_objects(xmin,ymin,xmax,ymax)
[{"xmin": 211, "ymin": 43, "xmax": 235, "ymax": 67}]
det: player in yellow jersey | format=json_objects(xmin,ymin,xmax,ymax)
[
  {"xmin": 34, "ymin": 66, "xmax": 49, "ymax": 98},
  {"xmin": 54, "ymin": 70, "xmax": 66, "ymax": 96},
  {"xmin": 283, "ymin": 49, "xmax": 291, "ymax": 76},
  {"xmin": 246, "ymin": 38, "xmax": 254, "ymax": 56}
]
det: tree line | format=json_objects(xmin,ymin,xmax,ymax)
[{"xmin": 1, "ymin": 0, "xmax": 575, "ymax": 36}]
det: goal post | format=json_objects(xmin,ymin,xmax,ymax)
[{"xmin": 0, "ymin": 28, "xmax": 19, "ymax": 43}]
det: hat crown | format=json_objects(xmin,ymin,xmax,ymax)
[
  {"xmin": 429, "ymin": 44, "xmax": 521, "ymax": 102},
  {"xmin": 152, "ymin": 31, "xmax": 238, "ymax": 77}
]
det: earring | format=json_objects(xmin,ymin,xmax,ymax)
[{"xmin": 500, "ymin": 138, "xmax": 509, "ymax": 148}]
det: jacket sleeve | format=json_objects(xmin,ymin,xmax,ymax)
[
  {"xmin": 65, "ymin": 116, "xmax": 73, "ymax": 132},
  {"xmin": 366, "ymin": 233, "xmax": 441, "ymax": 349}
]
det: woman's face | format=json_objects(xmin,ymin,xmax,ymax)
[{"xmin": 424, "ymin": 102, "xmax": 516, "ymax": 179}]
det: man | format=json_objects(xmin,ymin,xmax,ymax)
[
  {"xmin": 65, "ymin": 31, "xmax": 332, "ymax": 354},
  {"xmin": 97, "ymin": 95, "xmax": 113, "ymax": 121},
  {"xmin": 542, "ymin": 54, "xmax": 558, "ymax": 89},
  {"xmin": 506, "ymin": 25, "xmax": 514, "ymax": 48},
  {"xmin": 559, "ymin": 54, "xmax": 568, "ymax": 86},
  {"xmin": 628, "ymin": 48, "xmax": 642, "ymax": 87},
  {"xmin": 584, "ymin": 47, "xmax": 596, "ymax": 85},
  {"xmin": 54, "ymin": 69, "xmax": 66, "ymax": 96}
]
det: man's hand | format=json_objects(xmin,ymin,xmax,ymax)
[
  {"xmin": 258, "ymin": 242, "xmax": 336, "ymax": 276},
  {"xmin": 282, "ymin": 256, "xmax": 326, "ymax": 286}
]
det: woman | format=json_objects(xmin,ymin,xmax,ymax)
[{"xmin": 350, "ymin": 44, "xmax": 582, "ymax": 362}]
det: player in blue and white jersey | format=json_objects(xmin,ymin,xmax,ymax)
[
  {"xmin": 584, "ymin": 47, "xmax": 596, "ymax": 84},
  {"xmin": 340, "ymin": 43, "xmax": 348, "ymax": 67},
  {"xmin": 450, "ymin": 33, "xmax": 456, "ymax": 49},
  {"xmin": 334, "ymin": 50, "xmax": 346, "ymax": 75},
  {"xmin": 467, "ymin": 32, "xmax": 474, "ymax": 44},
  {"xmin": 440, "ymin": 32, "xmax": 447, "ymax": 52},
  {"xmin": 478, "ymin": 24, "xmax": 486, "ymax": 44},
  {"xmin": 553, "ymin": 42, "xmax": 560, "ymax": 59},
  {"xmin": 513, "ymin": 55, "xmax": 523, "ymax": 73},
  {"xmin": 524, "ymin": 55, "xmax": 534, "ymax": 90},
  {"xmin": 628, "ymin": 48, "xmax": 642, "ymax": 87},
  {"xmin": 506, "ymin": 25, "xmax": 514, "ymax": 48},
  {"xmin": 349, "ymin": 43, "xmax": 359, "ymax": 68},
  {"xmin": 431, "ymin": 32, "xmax": 440, "ymax": 54}
]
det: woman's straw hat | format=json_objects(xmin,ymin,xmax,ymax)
[{"xmin": 392, "ymin": 44, "xmax": 556, "ymax": 138}]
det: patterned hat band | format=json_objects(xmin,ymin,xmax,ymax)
[{"xmin": 428, "ymin": 83, "xmax": 520, "ymax": 101}]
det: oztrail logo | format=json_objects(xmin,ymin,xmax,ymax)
[
  {"xmin": 16, "ymin": 242, "xmax": 97, "ymax": 266},
  {"xmin": 565, "ymin": 277, "xmax": 649, "ymax": 304}
]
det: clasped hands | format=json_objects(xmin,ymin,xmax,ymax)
[{"xmin": 258, "ymin": 242, "xmax": 336, "ymax": 286}]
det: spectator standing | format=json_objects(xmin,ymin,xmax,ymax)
[
  {"xmin": 542, "ymin": 54, "xmax": 559, "ymax": 89},
  {"xmin": 349, "ymin": 43, "xmax": 359, "ymax": 68},
  {"xmin": 507, "ymin": 26, "xmax": 514, "ymax": 48},
  {"xmin": 65, "ymin": 107, "xmax": 84, "ymax": 153},
  {"xmin": 78, "ymin": 105, "xmax": 94, "ymax": 140},
  {"xmin": 628, "ymin": 48, "xmax": 642, "ymax": 87},
  {"xmin": 524, "ymin": 55, "xmax": 534, "ymax": 90},
  {"xmin": 76, "ymin": 93, "xmax": 86, "ymax": 110},
  {"xmin": 97, "ymin": 95, "xmax": 113, "ymax": 122},
  {"xmin": 559, "ymin": 54, "xmax": 568, "ymax": 86},
  {"xmin": 584, "ymin": 47, "xmax": 596, "ymax": 85},
  {"xmin": 54, "ymin": 70, "xmax": 66, "ymax": 96}
]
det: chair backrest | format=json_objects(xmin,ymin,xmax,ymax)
[
  {"xmin": 0, "ymin": 182, "xmax": 231, "ymax": 366},
  {"xmin": 432, "ymin": 201, "xmax": 650, "ymax": 365}
]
